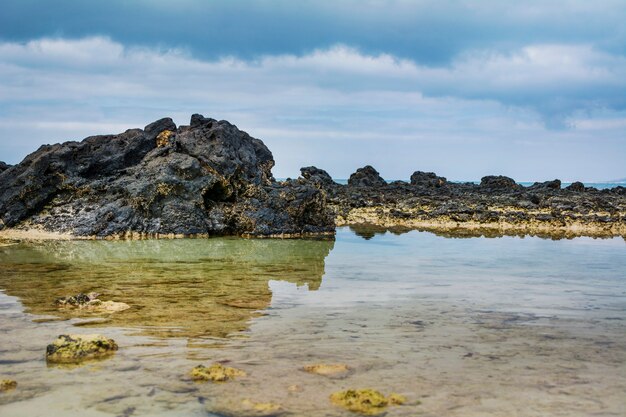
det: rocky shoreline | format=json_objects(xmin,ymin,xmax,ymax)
[
  {"xmin": 1, "ymin": 115, "xmax": 624, "ymax": 239},
  {"xmin": 300, "ymin": 166, "xmax": 626, "ymax": 238}
]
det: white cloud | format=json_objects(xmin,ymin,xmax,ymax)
[{"xmin": 0, "ymin": 37, "xmax": 624, "ymax": 181}]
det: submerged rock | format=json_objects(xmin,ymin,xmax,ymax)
[
  {"xmin": 348, "ymin": 166, "xmax": 386, "ymax": 187},
  {"xmin": 0, "ymin": 379, "xmax": 17, "ymax": 392},
  {"xmin": 190, "ymin": 363, "xmax": 246, "ymax": 382},
  {"xmin": 303, "ymin": 363, "xmax": 350, "ymax": 376},
  {"xmin": 55, "ymin": 293, "xmax": 130, "ymax": 313},
  {"xmin": 46, "ymin": 334, "xmax": 118, "ymax": 363},
  {"xmin": 0, "ymin": 114, "xmax": 334, "ymax": 237},
  {"xmin": 330, "ymin": 389, "xmax": 402, "ymax": 415}
]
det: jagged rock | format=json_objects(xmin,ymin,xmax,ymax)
[
  {"xmin": 300, "ymin": 166, "xmax": 334, "ymax": 186},
  {"xmin": 566, "ymin": 181, "xmax": 585, "ymax": 192},
  {"xmin": 46, "ymin": 334, "xmax": 118, "ymax": 363},
  {"xmin": 348, "ymin": 166, "xmax": 386, "ymax": 187},
  {"xmin": 0, "ymin": 115, "xmax": 334, "ymax": 237},
  {"xmin": 0, "ymin": 162, "xmax": 10, "ymax": 174},
  {"xmin": 530, "ymin": 179, "xmax": 561, "ymax": 190},
  {"xmin": 410, "ymin": 171, "xmax": 447, "ymax": 187},
  {"xmin": 480, "ymin": 175, "xmax": 519, "ymax": 190}
]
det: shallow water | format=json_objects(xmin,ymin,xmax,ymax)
[{"xmin": 0, "ymin": 227, "xmax": 624, "ymax": 416}]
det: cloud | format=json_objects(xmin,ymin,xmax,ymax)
[{"xmin": 0, "ymin": 37, "xmax": 625, "ymax": 181}]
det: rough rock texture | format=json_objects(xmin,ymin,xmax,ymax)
[
  {"xmin": 46, "ymin": 334, "xmax": 118, "ymax": 363},
  {"xmin": 0, "ymin": 162, "xmax": 10, "ymax": 174},
  {"xmin": 0, "ymin": 115, "xmax": 334, "ymax": 238},
  {"xmin": 348, "ymin": 165, "xmax": 386, "ymax": 187},
  {"xmin": 190, "ymin": 363, "xmax": 246, "ymax": 382},
  {"xmin": 300, "ymin": 166, "xmax": 626, "ymax": 238},
  {"xmin": 300, "ymin": 166, "xmax": 335, "ymax": 187},
  {"xmin": 410, "ymin": 171, "xmax": 446, "ymax": 187}
]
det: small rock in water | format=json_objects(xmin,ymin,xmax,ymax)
[
  {"xmin": 190, "ymin": 363, "xmax": 246, "ymax": 382},
  {"xmin": 330, "ymin": 389, "xmax": 408, "ymax": 415},
  {"xmin": 55, "ymin": 293, "xmax": 130, "ymax": 313},
  {"xmin": 46, "ymin": 334, "xmax": 118, "ymax": 363},
  {"xmin": 0, "ymin": 379, "xmax": 17, "ymax": 392},
  {"xmin": 303, "ymin": 363, "xmax": 350, "ymax": 376}
]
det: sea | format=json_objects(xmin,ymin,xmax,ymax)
[{"xmin": 0, "ymin": 227, "xmax": 624, "ymax": 416}]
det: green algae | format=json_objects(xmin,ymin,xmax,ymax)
[
  {"xmin": 330, "ymin": 389, "xmax": 408, "ymax": 415},
  {"xmin": 190, "ymin": 363, "xmax": 246, "ymax": 382},
  {"xmin": 45, "ymin": 334, "xmax": 118, "ymax": 363}
]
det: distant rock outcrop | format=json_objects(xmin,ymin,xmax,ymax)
[
  {"xmin": 410, "ymin": 171, "xmax": 447, "ymax": 187},
  {"xmin": 0, "ymin": 114, "xmax": 334, "ymax": 237},
  {"xmin": 348, "ymin": 165, "xmax": 386, "ymax": 187},
  {"xmin": 0, "ymin": 161, "xmax": 10, "ymax": 173}
]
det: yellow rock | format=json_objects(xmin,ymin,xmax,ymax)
[
  {"xmin": 303, "ymin": 363, "xmax": 349, "ymax": 376},
  {"xmin": 0, "ymin": 380, "xmax": 17, "ymax": 392},
  {"xmin": 156, "ymin": 130, "xmax": 173, "ymax": 147},
  {"xmin": 387, "ymin": 393, "xmax": 406, "ymax": 405},
  {"xmin": 190, "ymin": 363, "xmax": 246, "ymax": 382},
  {"xmin": 83, "ymin": 300, "xmax": 131, "ymax": 313},
  {"xmin": 330, "ymin": 389, "xmax": 388, "ymax": 415},
  {"xmin": 46, "ymin": 334, "xmax": 118, "ymax": 363}
]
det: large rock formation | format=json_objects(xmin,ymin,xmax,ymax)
[
  {"xmin": 0, "ymin": 161, "xmax": 10, "ymax": 173},
  {"xmin": 0, "ymin": 114, "xmax": 334, "ymax": 237}
]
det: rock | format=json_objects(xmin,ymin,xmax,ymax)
[
  {"xmin": 348, "ymin": 166, "xmax": 386, "ymax": 187},
  {"xmin": 303, "ymin": 363, "xmax": 350, "ymax": 376},
  {"xmin": 0, "ymin": 114, "xmax": 334, "ymax": 237},
  {"xmin": 0, "ymin": 161, "xmax": 10, "ymax": 174},
  {"xmin": 55, "ymin": 292, "xmax": 99, "ymax": 306},
  {"xmin": 190, "ymin": 363, "xmax": 246, "ymax": 382},
  {"xmin": 410, "ymin": 171, "xmax": 447, "ymax": 187},
  {"xmin": 330, "ymin": 389, "xmax": 407, "ymax": 415},
  {"xmin": 300, "ymin": 166, "xmax": 334, "ymax": 186},
  {"xmin": 0, "ymin": 379, "xmax": 17, "ymax": 392},
  {"xmin": 529, "ymin": 179, "xmax": 561, "ymax": 190},
  {"xmin": 566, "ymin": 181, "xmax": 585, "ymax": 192},
  {"xmin": 480, "ymin": 175, "xmax": 519, "ymax": 190},
  {"xmin": 46, "ymin": 334, "xmax": 118, "ymax": 363},
  {"xmin": 55, "ymin": 293, "xmax": 130, "ymax": 312}
]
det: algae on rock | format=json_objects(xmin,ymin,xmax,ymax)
[
  {"xmin": 45, "ymin": 334, "xmax": 118, "ymax": 363},
  {"xmin": 0, "ymin": 379, "xmax": 17, "ymax": 392},
  {"xmin": 190, "ymin": 363, "xmax": 246, "ymax": 382},
  {"xmin": 330, "ymin": 389, "xmax": 407, "ymax": 415},
  {"xmin": 303, "ymin": 363, "xmax": 350, "ymax": 376}
]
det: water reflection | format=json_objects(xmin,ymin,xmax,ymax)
[{"xmin": 0, "ymin": 238, "xmax": 334, "ymax": 339}]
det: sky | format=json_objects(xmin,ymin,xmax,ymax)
[{"xmin": 0, "ymin": 0, "xmax": 625, "ymax": 182}]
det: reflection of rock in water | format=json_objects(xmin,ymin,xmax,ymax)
[
  {"xmin": 348, "ymin": 223, "xmax": 597, "ymax": 240},
  {"xmin": 0, "ymin": 238, "xmax": 334, "ymax": 339}
]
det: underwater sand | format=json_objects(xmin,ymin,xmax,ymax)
[{"xmin": 0, "ymin": 227, "xmax": 624, "ymax": 416}]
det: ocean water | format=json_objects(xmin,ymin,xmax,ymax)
[{"xmin": 0, "ymin": 228, "xmax": 624, "ymax": 416}]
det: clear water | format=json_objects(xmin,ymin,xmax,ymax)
[{"xmin": 0, "ymin": 228, "xmax": 624, "ymax": 416}]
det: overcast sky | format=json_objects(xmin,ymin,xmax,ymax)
[{"xmin": 1, "ymin": 0, "xmax": 625, "ymax": 181}]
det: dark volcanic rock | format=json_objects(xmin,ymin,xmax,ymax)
[
  {"xmin": 0, "ymin": 115, "xmax": 334, "ymax": 237},
  {"xmin": 566, "ymin": 181, "xmax": 585, "ymax": 192},
  {"xmin": 530, "ymin": 179, "xmax": 561, "ymax": 190},
  {"xmin": 348, "ymin": 165, "xmax": 386, "ymax": 187},
  {"xmin": 410, "ymin": 171, "xmax": 447, "ymax": 187},
  {"xmin": 480, "ymin": 175, "xmax": 519, "ymax": 190},
  {"xmin": 300, "ymin": 166, "xmax": 335, "ymax": 187},
  {"xmin": 0, "ymin": 161, "xmax": 10, "ymax": 173}
]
